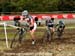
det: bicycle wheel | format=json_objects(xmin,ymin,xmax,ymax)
[
  {"xmin": 57, "ymin": 28, "xmax": 63, "ymax": 38},
  {"xmin": 10, "ymin": 28, "xmax": 27, "ymax": 48},
  {"xmin": 42, "ymin": 30, "xmax": 47, "ymax": 43},
  {"xmin": 42, "ymin": 29, "xmax": 51, "ymax": 43},
  {"xmin": 10, "ymin": 30, "xmax": 20, "ymax": 48}
]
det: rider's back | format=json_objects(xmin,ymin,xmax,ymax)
[{"xmin": 46, "ymin": 18, "xmax": 54, "ymax": 27}]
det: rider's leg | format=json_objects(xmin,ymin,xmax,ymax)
[
  {"xmin": 30, "ymin": 30, "xmax": 36, "ymax": 45},
  {"xmin": 30, "ymin": 23, "xmax": 37, "ymax": 45},
  {"xmin": 51, "ymin": 27, "xmax": 55, "ymax": 36},
  {"xmin": 49, "ymin": 27, "xmax": 55, "ymax": 41},
  {"xmin": 47, "ymin": 27, "xmax": 52, "ymax": 41}
]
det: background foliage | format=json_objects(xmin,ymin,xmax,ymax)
[{"xmin": 0, "ymin": 0, "xmax": 75, "ymax": 12}]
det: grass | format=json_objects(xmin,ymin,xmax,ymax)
[
  {"xmin": 0, "ymin": 26, "xmax": 45, "ymax": 51},
  {"xmin": 0, "ymin": 23, "xmax": 75, "ymax": 29},
  {"xmin": 0, "ymin": 24, "xmax": 75, "ymax": 51}
]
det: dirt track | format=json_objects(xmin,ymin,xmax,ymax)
[{"xmin": 1, "ymin": 28, "xmax": 75, "ymax": 56}]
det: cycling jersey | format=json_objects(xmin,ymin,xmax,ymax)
[
  {"xmin": 46, "ymin": 19, "xmax": 54, "ymax": 27},
  {"xmin": 23, "ymin": 15, "xmax": 37, "ymax": 31},
  {"xmin": 59, "ymin": 24, "xmax": 65, "ymax": 28}
]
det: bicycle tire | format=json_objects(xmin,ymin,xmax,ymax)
[
  {"xmin": 57, "ymin": 28, "xmax": 63, "ymax": 38},
  {"xmin": 42, "ymin": 29, "xmax": 51, "ymax": 43},
  {"xmin": 10, "ymin": 28, "xmax": 26, "ymax": 48},
  {"xmin": 10, "ymin": 30, "xmax": 20, "ymax": 48}
]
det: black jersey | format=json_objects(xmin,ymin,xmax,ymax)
[{"xmin": 46, "ymin": 19, "xmax": 54, "ymax": 27}]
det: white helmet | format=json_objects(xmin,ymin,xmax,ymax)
[{"xmin": 22, "ymin": 10, "xmax": 28, "ymax": 16}]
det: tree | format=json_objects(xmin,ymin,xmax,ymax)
[
  {"xmin": 0, "ymin": 0, "xmax": 75, "ymax": 12},
  {"xmin": 58, "ymin": 0, "xmax": 75, "ymax": 11}
]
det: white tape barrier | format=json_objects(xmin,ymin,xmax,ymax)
[
  {"xmin": 0, "ymin": 22, "xmax": 22, "ymax": 48},
  {"xmin": 0, "ymin": 22, "xmax": 21, "ymax": 48},
  {"xmin": 0, "ymin": 22, "xmax": 8, "ymax": 48},
  {"xmin": 7, "ymin": 25, "xmax": 19, "ymax": 29}
]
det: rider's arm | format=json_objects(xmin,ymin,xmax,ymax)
[
  {"xmin": 19, "ymin": 17, "xmax": 23, "ymax": 22},
  {"xmin": 63, "ymin": 24, "xmax": 65, "ymax": 29},
  {"xmin": 55, "ymin": 24, "xmax": 59, "ymax": 27}
]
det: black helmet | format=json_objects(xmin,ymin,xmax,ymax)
[
  {"xmin": 51, "ymin": 18, "xmax": 54, "ymax": 21},
  {"xmin": 59, "ymin": 20, "xmax": 64, "ymax": 24},
  {"xmin": 51, "ymin": 18, "xmax": 54, "ymax": 20}
]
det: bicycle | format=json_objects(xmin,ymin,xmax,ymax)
[
  {"xmin": 10, "ymin": 25, "xmax": 29, "ymax": 48},
  {"xmin": 42, "ymin": 27, "xmax": 54, "ymax": 43}
]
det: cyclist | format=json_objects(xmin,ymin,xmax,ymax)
[
  {"xmin": 20, "ymin": 10, "xmax": 37, "ymax": 45},
  {"xmin": 45, "ymin": 17, "xmax": 55, "ymax": 41},
  {"xmin": 56, "ymin": 20, "xmax": 65, "ymax": 32},
  {"xmin": 56, "ymin": 20, "xmax": 65, "ymax": 38},
  {"xmin": 13, "ymin": 16, "xmax": 25, "ymax": 44}
]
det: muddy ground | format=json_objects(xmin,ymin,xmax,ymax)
[{"xmin": 0, "ymin": 28, "xmax": 75, "ymax": 56}]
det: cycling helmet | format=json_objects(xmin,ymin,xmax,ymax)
[
  {"xmin": 46, "ymin": 17, "xmax": 51, "ymax": 20},
  {"xmin": 22, "ymin": 10, "xmax": 28, "ymax": 16},
  {"xmin": 51, "ymin": 18, "xmax": 54, "ymax": 21},
  {"xmin": 59, "ymin": 20, "xmax": 64, "ymax": 24}
]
